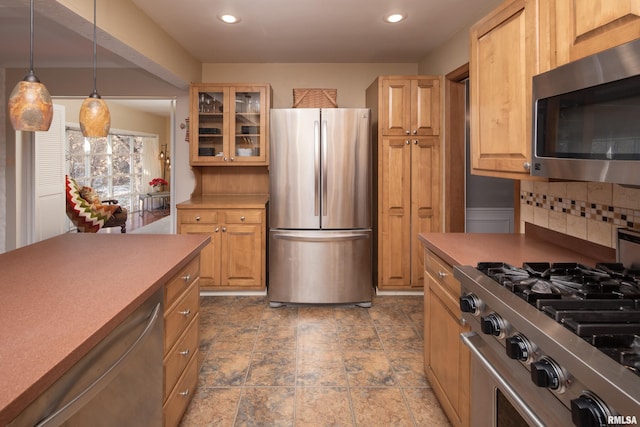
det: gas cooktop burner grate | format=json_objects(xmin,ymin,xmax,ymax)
[{"xmin": 478, "ymin": 261, "xmax": 640, "ymax": 374}]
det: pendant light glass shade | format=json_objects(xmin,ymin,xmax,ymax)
[
  {"xmin": 8, "ymin": 0, "xmax": 53, "ymax": 132},
  {"xmin": 79, "ymin": 0, "xmax": 110, "ymax": 137}
]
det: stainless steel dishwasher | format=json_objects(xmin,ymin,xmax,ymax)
[{"xmin": 9, "ymin": 289, "xmax": 163, "ymax": 427}]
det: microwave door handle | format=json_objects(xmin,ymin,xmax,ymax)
[
  {"xmin": 460, "ymin": 332, "xmax": 546, "ymax": 427},
  {"xmin": 314, "ymin": 120, "xmax": 320, "ymax": 217}
]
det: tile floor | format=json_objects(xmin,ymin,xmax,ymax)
[{"xmin": 179, "ymin": 295, "xmax": 451, "ymax": 426}]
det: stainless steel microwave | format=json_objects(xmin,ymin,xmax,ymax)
[{"xmin": 532, "ymin": 38, "xmax": 640, "ymax": 186}]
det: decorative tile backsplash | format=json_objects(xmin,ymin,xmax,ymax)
[{"xmin": 519, "ymin": 181, "xmax": 640, "ymax": 248}]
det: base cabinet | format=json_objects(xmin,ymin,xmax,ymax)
[
  {"xmin": 177, "ymin": 196, "xmax": 267, "ymax": 291},
  {"xmin": 163, "ymin": 255, "xmax": 201, "ymax": 427},
  {"xmin": 423, "ymin": 248, "xmax": 470, "ymax": 427}
]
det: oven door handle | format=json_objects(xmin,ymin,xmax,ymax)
[{"xmin": 460, "ymin": 331, "xmax": 546, "ymax": 427}]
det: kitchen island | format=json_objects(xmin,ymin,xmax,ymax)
[{"xmin": 0, "ymin": 233, "xmax": 209, "ymax": 425}]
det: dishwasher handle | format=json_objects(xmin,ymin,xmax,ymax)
[{"xmin": 35, "ymin": 303, "xmax": 161, "ymax": 427}]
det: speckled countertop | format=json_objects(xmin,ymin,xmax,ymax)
[
  {"xmin": 0, "ymin": 233, "xmax": 209, "ymax": 425},
  {"xmin": 418, "ymin": 231, "xmax": 616, "ymax": 268}
]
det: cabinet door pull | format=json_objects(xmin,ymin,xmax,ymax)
[
  {"xmin": 240, "ymin": 216, "xmax": 245, "ymax": 221},
  {"xmin": 179, "ymin": 349, "xmax": 190, "ymax": 357},
  {"xmin": 438, "ymin": 271, "xmax": 448, "ymax": 279},
  {"xmin": 523, "ymin": 162, "xmax": 531, "ymax": 171},
  {"xmin": 230, "ymin": 157, "xmax": 235, "ymax": 161},
  {"xmin": 222, "ymin": 226, "xmax": 227, "ymax": 232},
  {"xmin": 405, "ymin": 140, "xmax": 410, "ymax": 145},
  {"xmin": 413, "ymin": 140, "xmax": 419, "ymax": 145},
  {"xmin": 178, "ymin": 389, "xmax": 190, "ymax": 397},
  {"xmin": 405, "ymin": 130, "xmax": 410, "ymax": 135},
  {"xmin": 178, "ymin": 309, "xmax": 191, "ymax": 317},
  {"xmin": 195, "ymin": 216, "xmax": 201, "ymax": 222},
  {"xmin": 412, "ymin": 130, "xmax": 417, "ymax": 135},
  {"xmin": 181, "ymin": 274, "xmax": 191, "ymax": 283},
  {"xmin": 215, "ymin": 227, "xmax": 220, "ymax": 232}
]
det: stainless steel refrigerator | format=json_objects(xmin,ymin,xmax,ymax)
[{"xmin": 269, "ymin": 108, "xmax": 372, "ymax": 306}]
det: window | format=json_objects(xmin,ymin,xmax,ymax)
[{"xmin": 66, "ymin": 128, "xmax": 158, "ymax": 211}]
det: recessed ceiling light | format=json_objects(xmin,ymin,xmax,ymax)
[
  {"xmin": 385, "ymin": 13, "xmax": 406, "ymax": 23},
  {"xmin": 219, "ymin": 14, "xmax": 240, "ymax": 24}
]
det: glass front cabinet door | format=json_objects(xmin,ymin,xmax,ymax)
[{"xmin": 190, "ymin": 84, "xmax": 271, "ymax": 166}]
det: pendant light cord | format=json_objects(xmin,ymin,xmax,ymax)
[
  {"xmin": 92, "ymin": 0, "xmax": 98, "ymax": 95},
  {"xmin": 29, "ymin": 0, "xmax": 34, "ymax": 73}
]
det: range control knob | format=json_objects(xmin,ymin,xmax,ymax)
[
  {"xmin": 531, "ymin": 357, "xmax": 565, "ymax": 392},
  {"xmin": 505, "ymin": 334, "xmax": 534, "ymax": 362},
  {"xmin": 459, "ymin": 293, "xmax": 482, "ymax": 316},
  {"xmin": 571, "ymin": 392, "xmax": 610, "ymax": 427},
  {"xmin": 480, "ymin": 313, "xmax": 506, "ymax": 337}
]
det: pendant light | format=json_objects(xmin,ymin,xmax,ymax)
[
  {"xmin": 8, "ymin": 0, "xmax": 53, "ymax": 132},
  {"xmin": 79, "ymin": 0, "xmax": 110, "ymax": 137}
]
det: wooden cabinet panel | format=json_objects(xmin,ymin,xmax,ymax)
[
  {"xmin": 164, "ymin": 281, "xmax": 200, "ymax": 351},
  {"xmin": 164, "ymin": 257, "xmax": 200, "ymax": 309},
  {"xmin": 380, "ymin": 137, "xmax": 411, "ymax": 286},
  {"xmin": 424, "ymin": 249, "xmax": 470, "ymax": 427},
  {"xmin": 368, "ymin": 76, "xmax": 442, "ymax": 290},
  {"xmin": 555, "ymin": 0, "xmax": 640, "ymax": 65},
  {"xmin": 222, "ymin": 223, "xmax": 263, "ymax": 287},
  {"xmin": 163, "ymin": 354, "xmax": 199, "ymax": 427},
  {"xmin": 412, "ymin": 79, "xmax": 441, "ymax": 136},
  {"xmin": 164, "ymin": 313, "xmax": 199, "ymax": 401},
  {"xmin": 470, "ymin": 0, "xmax": 540, "ymax": 179},
  {"xmin": 179, "ymin": 225, "xmax": 220, "ymax": 288},
  {"xmin": 381, "ymin": 79, "xmax": 411, "ymax": 136}
]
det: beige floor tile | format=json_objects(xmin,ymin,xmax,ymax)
[
  {"xmin": 338, "ymin": 324, "xmax": 383, "ymax": 351},
  {"xmin": 350, "ymin": 387, "xmax": 414, "ymax": 426},
  {"xmin": 368, "ymin": 304, "xmax": 412, "ymax": 326},
  {"xmin": 246, "ymin": 351, "xmax": 297, "ymax": 386},
  {"xmin": 200, "ymin": 351, "xmax": 251, "ymax": 386},
  {"xmin": 403, "ymin": 388, "xmax": 452, "ymax": 426},
  {"xmin": 254, "ymin": 324, "xmax": 297, "ymax": 351},
  {"xmin": 297, "ymin": 349, "xmax": 347, "ymax": 386},
  {"xmin": 180, "ymin": 387, "xmax": 241, "ymax": 427},
  {"xmin": 343, "ymin": 350, "xmax": 396, "ymax": 386},
  {"xmin": 297, "ymin": 322, "xmax": 340, "ymax": 351},
  {"xmin": 210, "ymin": 325, "xmax": 259, "ymax": 352},
  {"xmin": 377, "ymin": 325, "xmax": 424, "ymax": 352},
  {"xmin": 295, "ymin": 387, "xmax": 354, "ymax": 426},
  {"xmin": 235, "ymin": 387, "xmax": 295, "ymax": 426},
  {"xmin": 387, "ymin": 351, "xmax": 429, "ymax": 387}
]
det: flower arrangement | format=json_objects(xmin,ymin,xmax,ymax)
[{"xmin": 149, "ymin": 177, "xmax": 168, "ymax": 188}]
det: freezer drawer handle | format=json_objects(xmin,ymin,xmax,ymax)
[
  {"xmin": 272, "ymin": 233, "xmax": 369, "ymax": 242},
  {"xmin": 314, "ymin": 120, "xmax": 320, "ymax": 217},
  {"xmin": 35, "ymin": 303, "xmax": 161, "ymax": 427}
]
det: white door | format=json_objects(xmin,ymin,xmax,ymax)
[{"xmin": 34, "ymin": 104, "xmax": 66, "ymax": 242}]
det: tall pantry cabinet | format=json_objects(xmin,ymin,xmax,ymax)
[{"xmin": 366, "ymin": 76, "xmax": 442, "ymax": 291}]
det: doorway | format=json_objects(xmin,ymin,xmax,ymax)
[{"xmin": 445, "ymin": 65, "xmax": 515, "ymax": 233}]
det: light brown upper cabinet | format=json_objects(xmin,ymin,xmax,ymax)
[
  {"xmin": 469, "ymin": 0, "xmax": 551, "ymax": 180},
  {"xmin": 189, "ymin": 83, "xmax": 272, "ymax": 166},
  {"xmin": 367, "ymin": 76, "xmax": 442, "ymax": 291},
  {"xmin": 554, "ymin": 0, "xmax": 640, "ymax": 66}
]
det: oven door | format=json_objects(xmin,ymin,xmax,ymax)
[{"xmin": 461, "ymin": 332, "xmax": 570, "ymax": 427}]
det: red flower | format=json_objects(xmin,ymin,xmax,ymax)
[{"xmin": 149, "ymin": 177, "xmax": 168, "ymax": 187}]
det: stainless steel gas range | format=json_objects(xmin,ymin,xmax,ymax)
[{"xmin": 454, "ymin": 229, "xmax": 640, "ymax": 427}]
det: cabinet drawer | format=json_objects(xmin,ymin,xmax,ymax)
[
  {"xmin": 165, "ymin": 281, "xmax": 200, "ymax": 351},
  {"xmin": 165, "ymin": 256, "xmax": 199, "ymax": 309},
  {"xmin": 179, "ymin": 210, "xmax": 218, "ymax": 224},
  {"xmin": 164, "ymin": 313, "xmax": 199, "ymax": 401},
  {"xmin": 163, "ymin": 353, "xmax": 199, "ymax": 427},
  {"xmin": 224, "ymin": 210, "xmax": 262, "ymax": 224},
  {"xmin": 425, "ymin": 250, "xmax": 460, "ymax": 299}
]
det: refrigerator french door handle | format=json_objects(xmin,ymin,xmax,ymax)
[
  {"xmin": 321, "ymin": 119, "xmax": 328, "ymax": 217},
  {"xmin": 314, "ymin": 120, "xmax": 320, "ymax": 217}
]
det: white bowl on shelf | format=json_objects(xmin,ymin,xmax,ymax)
[{"xmin": 237, "ymin": 148, "xmax": 253, "ymax": 156}]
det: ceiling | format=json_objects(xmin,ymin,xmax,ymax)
[{"xmin": 0, "ymin": 0, "xmax": 499, "ymax": 114}]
